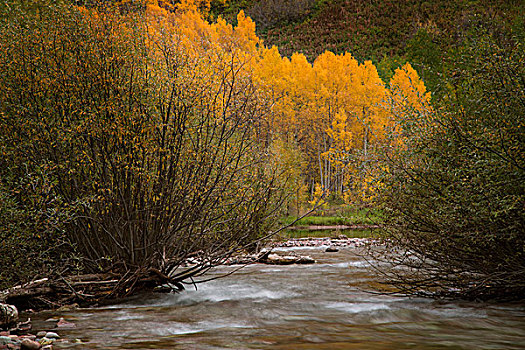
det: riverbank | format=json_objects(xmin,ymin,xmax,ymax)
[{"xmin": 0, "ymin": 320, "xmax": 77, "ymax": 350}]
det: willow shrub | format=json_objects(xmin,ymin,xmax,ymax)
[
  {"xmin": 0, "ymin": 3, "xmax": 285, "ymax": 285},
  {"xmin": 376, "ymin": 27, "xmax": 525, "ymax": 300},
  {"xmin": 0, "ymin": 187, "xmax": 46, "ymax": 289}
]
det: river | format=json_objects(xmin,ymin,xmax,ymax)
[{"xmin": 30, "ymin": 245, "xmax": 525, "ymax": 349}]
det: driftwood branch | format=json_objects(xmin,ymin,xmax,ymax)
[{"xmin": 0, "ymin": 271, "xmax": 186, "ymax": 311}]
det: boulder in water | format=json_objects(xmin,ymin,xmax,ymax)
[{"xmin": 56, "ymin": 318, "xmax": 76, "ymax": 329}]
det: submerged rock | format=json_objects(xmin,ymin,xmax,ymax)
[
  {"xmin": 56, "ymin": 304, "xmax": 78, "ymax": 312},
  {"xmin": 325, "ymin": 246, "xmax": 339, "ymax": 252},
  {"xmin": 56, "ymin": 318, "xmax": 75, "ymax": 329}
]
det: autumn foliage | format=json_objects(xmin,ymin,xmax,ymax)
[
  {"xmin": 254, "ymin": 49, "xmax": 428, "ymax": 207},
  {"xmin": 0, "ymin": 0, "xmax": 427, "ymax": 289}
]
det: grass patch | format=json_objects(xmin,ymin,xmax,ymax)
[
  {"xmin": 281, "ymin": 207, "xmax": 383, "ymax": 226},
  {"xmin": 279, "ymin": 228, "xmax": 381, "ymax": 239}
]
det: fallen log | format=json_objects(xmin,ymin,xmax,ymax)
[{"xmin": 0, "ymin": 270, "xmax": 184, "ymax": 312}]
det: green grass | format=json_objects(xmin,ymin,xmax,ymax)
[
  {"xmin": 280, "ymin": 207, "xmax": 383, "ymax": 227},
  {"xmin": 278, "ymin": 228, "xmax": 381, "ymax": 239}
]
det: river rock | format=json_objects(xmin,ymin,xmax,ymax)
[
  {"xmin": 20, "ymin": 339, "xmax": 41, "ymax": 350},
  {"xmin": 35, "ymin": 332, "xmax": 46, "ymax": 338},
  {"xmin": 264, "ymin": 254, "xmax": 315, "ymax": 265},
  {"xmin": 0, "ymin": 336, "xmax": 14, "ymax": 345},
  {"xmin": 225, "ymin": 255, "xmax": 257, "ymax": 265},
  {"xmin": 325, "ymin": 246, "xmax": 339, "ymax": 252},
  {"xmin": 296, "ymin": 256, "xmax": 315, "ymax": 264},
  {"xmin": 56, "ymin": 304, "xmax": 78, "ymax": 312},
  {"xmin": 39, "ymin": 338, "xmax": 53, "ymax": 346},
  {"xmin": 265, "ymin": 254, "xmax": 296, "ymax": 265},
  {"xmin": 20, "ymin": 335, "xmax": 35, "ymax": 339},
  {"xmin": 44, "ymin": 333, "xmax": 58, "ymax": 339}
]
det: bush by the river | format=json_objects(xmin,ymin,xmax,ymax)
[
  {"xmin": 377, "ymin": 24, "xmax": 525, "ymax": 300},
  {"xmin": 0, "ymin": 1, "xmax": 285, "ymax": 291}
]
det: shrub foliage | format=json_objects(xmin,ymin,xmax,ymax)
[
  {"xmin": 0, "ymin": 2, "xmax": 284, "ymax": 287},
  {"xmin": 376, "ymin": 27, "xmax": 525, "ymax": 300}
]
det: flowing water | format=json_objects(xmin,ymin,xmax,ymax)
[{"xmin": 31, "ymin": 245, "xmax": 525, "ymax": 349}]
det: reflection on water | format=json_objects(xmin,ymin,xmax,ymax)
[{"xmin": 31, "ymin": 247, "xmax": 525, "ymax": 349}]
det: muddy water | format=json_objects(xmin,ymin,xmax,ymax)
[{"xmin": 31, "ymin": 246, "xmax": 525, "ymax": 349}]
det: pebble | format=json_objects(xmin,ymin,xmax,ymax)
[
  {"xmin": 38, "ymin": 338, "xmax": 53, "ymax": 346},
  {"xmin": 20, "ymin": 339, "xmax": 41, "ymax": 350},
  {"xmin": 0, "ymin": 336, "xmax": 14, "ymax": 345},
  {"xmin": 273, "ymin": 237, "xmax": 370, "ymax": 248},
  {"xmin": 0, "ymin": 317, "xmax": 70, "ymax": 350}
]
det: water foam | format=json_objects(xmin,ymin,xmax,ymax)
[{"xmin": 324, "ymin": 301, "xmax": 390, "ymax": 314}]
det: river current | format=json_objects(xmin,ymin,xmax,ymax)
[{"xmin": 31, "ymin": 245, "xmax": 525, "ymax": 349}]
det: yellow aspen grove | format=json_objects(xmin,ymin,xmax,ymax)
[
  {"xmin": 389, "ymin": 62, "xmax": 431, "ymax": 118},
  {"xmin": 249, "ymin": 32, "xmax": 429, "ymax": 205}
]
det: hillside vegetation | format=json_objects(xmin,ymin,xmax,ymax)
[{"xmin": 216, "ymin": 0, "xmax": 523, "ymax": 83}]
